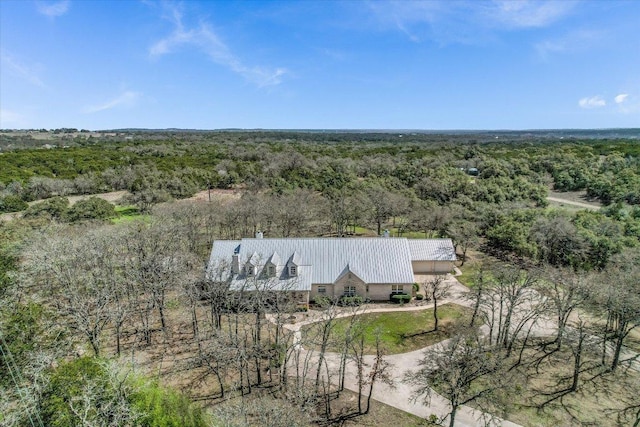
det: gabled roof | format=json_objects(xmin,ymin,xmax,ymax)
[
  {"xmin": 266, "ymin": 251, "xmax": 281, "ymax": 266},
  {"xmin": 334, "ymin": 263, "xmax": 365, "ymax": 283},
  {"xmin": 246, "ymin": 252, "xmax": 259, "ymax": 266},
  {"xmin": 207, "ymin": 237, "xmax": 456, "ymax": 291},
  {"xmin": 287, "ymin": 251, "xmax": 302, "ymax": 266}
]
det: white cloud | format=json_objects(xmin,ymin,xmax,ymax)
[
  {"xmin": 84, "ymin": 91, "xmax": 141, "ymax": 113},
  {"xmin": 36, "ymin": 0, "xmax": 70, "ymax": 17},
  {"xmin": 0, "ymin": 109, "xmax": 26, "ymax": 128},
  {"xmin": 578, "ymin": 96, "xmax": 606, "ymax": 109},
  {"xmin": 149, "ymin": 4, "xmax": 287, "ymax": 87},
  {"xmin": 488, "ymin": 0, "xmax": 578, "ymax": 29},
  {"xmin": 367, "ymin": 0, "xmax": 577, "ymax": 44},
  {"xmin": 1, "ymin": 51, "xmax": 46, "ymax": 88},
  {"xmin": 615, "ymin": 93, "xmax": 629, "ymax": 104},
  {"xmin": 535, "ymin": 30, "xmax": 604, "ymax": 60}
]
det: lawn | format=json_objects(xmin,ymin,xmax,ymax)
[
  {"xmin": 111, "ymin": 205, "xmax": 149, "ymax": 224},
  {"xmin": 303, "ymin": 303, "xmax": 471, "ymax": 355}
]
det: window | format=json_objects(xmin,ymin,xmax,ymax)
[
  {"xmin": 317, "ymin": 286, "xmax": 326, "ymax": 294},
  {"xmin": 267, "ymin": 265, "xmax": 275, "ymax": 277},
  {"xmin": 245, "ymin": 265, "xmax": 255, "ymax": 276},
  {"xmin": 391, "ymin": 284, "xmax": 404, "ymax": 294},
  {"xmin": 289, "ymin": 265, "xmax": 297, "ymax": 277},
  {"xmin": 344, "ymin": 285, "xmax": 356, "ymax": 296}
]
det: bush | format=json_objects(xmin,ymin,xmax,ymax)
[
  {"xmin": 313, "ymin": 295, "xmax": 334, "ymax": 306},
  {"xmin": 416, "ymin": 294, "xmax": 425, "ymax": 300},
  {"xmin": 390, "ymin": 294, "xmax": 411, "ymax": 304},
  {"xmin": 131, "ymin": 379, "xmax": 208, "ymax": 427},
  {"xmin": 339, "ymin": 295, "xmax": 364, "ymax": 306},
  {"xmin": 66, "ymin": 197, "xmax": 116, "ymax": 222},
  {"xmin": 0, "ymin": 195, "xmax": 28, "ymax": 213},
  {"xmin": 23, "ymin": 196, "xmax": 69, "ymax": 219},
  {"xmin": 413, "ymin": 282, "xmax": 419, "ymax": 292},
  {"xmin": 41, "ymin": 357, "xmax": 208, "ymax": 427}
]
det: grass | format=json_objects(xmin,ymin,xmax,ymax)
[
  {"xmin": 346, "ymin": 225, "xmax": 436, "ymax": 239},
  {"xmin": 303, "ymin": 304, "xmax": 471, "ymax": 355},
  {"xmin": 111, "ymin": 205, "xmax": 149, "ymax": 224}
]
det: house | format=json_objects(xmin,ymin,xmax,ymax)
[{"xmin": 206, "ymin": 234, "xmax": 456, "ymax": 306}]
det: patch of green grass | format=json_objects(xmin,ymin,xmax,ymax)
[
  {"xmin": 456, "ymin": 262, "xmax": 482, "ymax": 288},
  {"xmin": 111, "ymin": 205, "xmax": 147, "ymax": 224},
  {"xmin": 303, "ymin": 304, "xmax": 471, "ymax": 354}
]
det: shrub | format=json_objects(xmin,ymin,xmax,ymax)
[
  {"xmin": 41, "ymin": 357, "xmax": 208, "ymax": 427},
  {"xmin": 339, "ymin": 295, "xmax": 364, "ymax": 306},
  {"xmin": 390, "ymin": 294, "xmax": 411, "ymax": 304},
  {"xmin": 23, "ymin": 196, "xmax": 69, "ymax": 219},
  {"xmin": 66, "ymin": 197, "xmax": 116, "ymax": 222},
  {"xmin": 413, "ymin": 282, "xmax": 420, "ymax": 292},
  {"xmin": 416, "ymin": 294, "xmax": 425, "ymax": 300},
  {"xmin": 0, "ymin": 195, "xmax": 28, "ymax": 213},
  {"xmin": 130, "ymin": 379, "xmax": 208, "ymax": 427},
  {"xmin": 314, "ymin": 295, "xmax": 334, "ymax": 306}
]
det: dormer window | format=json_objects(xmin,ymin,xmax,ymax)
[
  {"xmin": 289, "ymin": 265, "xmax": 297, "ymax": 277},
  {"xmin": 245, "ymin": 264, "xmax": 255, "ymax": 276},
  {"xmin": 267, "ymin": 265, "xmax": 276, "ymax": 277}
]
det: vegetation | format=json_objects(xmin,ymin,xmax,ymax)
[
  {"xmin": 2, "ymin": 129, "xmax": 640, "ymax": 426},
  {"xmin": 303, "ymin": 305, "xmax": 471, "ymax": 354}
]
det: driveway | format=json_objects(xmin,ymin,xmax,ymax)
[
  {"xmin": 270, "ymin": 274, "xmax": 523, "ymax": 426},
  {"xmin": 271, "ymin": 273, "xmax": 639, "ymax": 426}
]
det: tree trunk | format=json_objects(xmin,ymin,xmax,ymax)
[
  {"xmin": 433, "ymin": 296, "xmax": 439, "ymax": 331},
  {"xmin": 449, "ymin": 405, "xmax": 458, "ymax": 427}
]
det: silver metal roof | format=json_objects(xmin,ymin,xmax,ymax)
[
  {"xmin": 207, "ymin": 237, "xmax": 456, "ymax": 291},
  {"xmin": 407, "ymin": 239, "xmax": 457, "ymax": 261}
]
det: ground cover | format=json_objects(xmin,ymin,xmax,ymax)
[
  {"xmin": 503, "ymin": 351, "xmax": 639, "ymax": 427},
  {"xmin": 302, "ymin": 304, "xmax": 471, "ymax": 354}
]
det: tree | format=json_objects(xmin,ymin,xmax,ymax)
[
  {"xmin": 66, "ymin": 197, "xmax": 116, "ymax": 222},
  {"xmin": 22, "ymin": 196, "xmax": 69, "ymax": 220},
  {"xmin": 593, "ymin": 250, "xmax": 640, "ymax": 371},
  {"xmin": 448, "ymin": 220, "xmax": 479, "ymax": 266},
  {"xmin": 531, "ymin": 215, "xmax": 588, "ymax": 268},
  {"xmin": 364, "ymin": 328, "xmax": 394, "ymax": 414},
  {"xmin": 423, "ymin": 275, "xmax": 451, "ymax": 332},
  {"xmin": 476, "ymin": 265, "xmax": 543, "ymax": 356},
  {"xmin": 22, "ymin": 228, "xmax": 117, "ymax": 357},
  {"xmin": 540, "ymin": 267, "xmax": 589, "ymax": 352},
  {"xmin": 405, "ymin": 328, "xmax": 513, "ymax": 427}
]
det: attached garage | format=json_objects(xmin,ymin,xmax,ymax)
[{"xmin": 408, "ymin": 239, "xmax": 457, "ymax": 274}]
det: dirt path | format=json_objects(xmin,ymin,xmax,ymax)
[{"xmin": 546, "ymin": 196, "xmax": 601, "ymax": 210}]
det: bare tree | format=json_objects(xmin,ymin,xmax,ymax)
[
  {"xmin": 404, "ymin": 328, "xmax": 513, "ymax": 427},
  {"xmin": 593, "ymin": 251, "xmax": 640, "ymax": 371},
  {"xmin": 23, "ymin": 227, "xmax": 117, "ymax": 357},
  {"xmin": 423, "ymin": 274, "xmax": 451, "ymax": 332},
  {"xmin": 364, "ymin": 328, "xmax": 394, "ymax": 414},
  {"xmin": 477, "ymin": 265, "xmax": 543, "ymax": 355},
  {"xmin": 540, "ymin": 267, "xmax": 589, "ymax": 352}
]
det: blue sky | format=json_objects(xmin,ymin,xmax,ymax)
[{"xmin": 1, "ymin": 0, "xmax": 639, "ymax": 130}]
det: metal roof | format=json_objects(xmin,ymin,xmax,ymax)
[
  {"xmin": 208, "ymin": 237, "xmax": 456, "ymax": 291},
  {"xmin": 407, "ymin": 239, "xmax": 457, "ymax": 261}
]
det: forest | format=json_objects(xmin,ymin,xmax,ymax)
[{"xmin": 1, "ymin": 129, "xmax": 639, "ymax": 426}]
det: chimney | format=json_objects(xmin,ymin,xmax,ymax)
[
  {"xmin": 231, "ymin": 245, "xmax": 240, "ymax": 274},
  {"xmin": 231, "ymin": 254, "xmax": 239, "ymax": 274},
  {"xmin": 382, "ymin": 229, "xmax": 390, "ymax": 238},
  {"xmin": 256, "ymin": 231, "xmax": 263, "ymax": 239}
]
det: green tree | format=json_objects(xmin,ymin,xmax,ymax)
[{"xmin": 66, "ymin": 197, "xmax": 116, "ymax": 222}]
